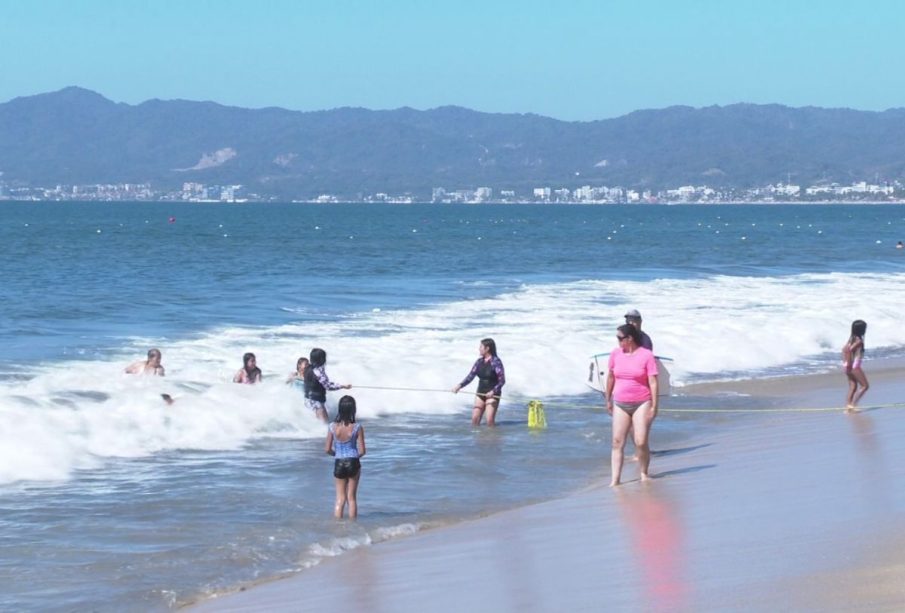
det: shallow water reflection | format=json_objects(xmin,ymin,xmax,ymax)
[{"xmin": 616, "ymin": 487, "xmax": 689, "ymax": 613}]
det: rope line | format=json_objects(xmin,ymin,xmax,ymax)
[
  {"xmin": 353, "ymin": 384, "xmax": 500, "ymax": 400},
  {"xmin": 351, "ymin": 384, "xmax": 905, "ymax": 414},
  {"xmin": 545, "ymin": 401, "xmax": 905, "ymax": 414},
  {"xmin": 354, "ymin": 384, "xmax": 453, "ymax": 394}
]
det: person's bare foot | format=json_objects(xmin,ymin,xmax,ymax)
[
  {"xmin": 609, "ymin": 480, "xmax": 621, "ymax": 487},
  {"xmin": 640, "ymin": 473, "xmax": 652, "ymax": 482},
  {"xmin": 845, "ymin": 404, "xmax": 859, "ymax": 413}
]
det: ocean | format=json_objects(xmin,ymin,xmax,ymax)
[{"xmin": 1, "ymin": 202, "xmax": 904, "ymax": 611}]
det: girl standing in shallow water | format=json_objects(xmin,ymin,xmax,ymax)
[
  {"xmin": 453, "ymin": 338, "xmax": 506, "ymax": 426},
  {"xmin": 325, "ymin": 396, "xmax": 366, "ymax": 519},
  {"xmin": 304, "ymin": 348, "xmax": 351, "ymax": 422},
  {"xmin": 843, "ymin": 320, "xmax": 869, "ymax": 411}
]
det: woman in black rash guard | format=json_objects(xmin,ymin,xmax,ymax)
[{"xmin": 453, "ymin": 338, "xmax": 506, "ymax": 426}]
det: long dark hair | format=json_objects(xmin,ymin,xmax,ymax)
[
  {"xmin": 243, "ymin": 352, "xmax": 261, "ymax": 377},
  {"xmin": 309, "ymin": 348, "xmax": 327, "ymax": 368},
  {"xmin": 850, "ymin": 319, "xmax": 867, "ymax": 351},
  {"xmin": 617, "ymin": 323, "xmax": 641, "ymax": 346},
  {"xmin": 335, "ymin": 395, "xmax": 357, "ymax": 424},
  {"xmin": 481, "ymin": 338, "xmax": 497, "ymax": 357}
]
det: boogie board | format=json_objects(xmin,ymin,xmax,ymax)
[{"xmin": 586, "ymin": 352, "xmax": 672, "ymax": 397}]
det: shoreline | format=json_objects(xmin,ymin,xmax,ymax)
[
  {"xmin": 188, "ymin": 359, "xmax": 905, "ymax": 611},
  {"xmin": 3, "ymin": 199, "xmax": 904, "ymax": 206}
]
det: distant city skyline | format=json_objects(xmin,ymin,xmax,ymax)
[{"xmin": 3, "ymin": 0, "xmax": 903, "ymax": 121}]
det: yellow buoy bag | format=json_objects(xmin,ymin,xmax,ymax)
[{"xmin": 528, "ymin": 400, "xmax": 547, "ymax": 429}]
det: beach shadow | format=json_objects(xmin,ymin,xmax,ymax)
[
  {"xmin": 653, "ymin": 464, "xmax": 717, "ymax": 479},
  {"xmin": 849, "ymin": 405, "xmax": 884, "ymax": 414},
  {"xmin": 651, "ymin": 443, "xmax": 713, "ymax": 457}
]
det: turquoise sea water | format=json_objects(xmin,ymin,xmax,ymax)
[{"xmin": 2, "ymin": 202, "xmax": 905, "ymax": 610}]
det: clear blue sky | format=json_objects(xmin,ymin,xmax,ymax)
[{"xmin": 2, "ymin": 0, "xmax": 902, "ymax": 120}]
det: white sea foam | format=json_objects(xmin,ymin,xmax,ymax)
[
  {"xmin": 307, "ymin": 535, "xmax": 372, "ymax": 558},
  {"xmin": 2, "ymin": 271, "xmax": 904, "ymax": 484},
  {"xmin": 370, "ymin": 523, "xmax": 422, "ymax": 541},
  {"xmin": 303, "ymin": 523, "xmax": 423, "ymax": 565}
]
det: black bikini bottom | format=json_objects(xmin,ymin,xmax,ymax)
[{"xmin": 334, "ymin": 458, "xmax": 361, "ymax": 479}]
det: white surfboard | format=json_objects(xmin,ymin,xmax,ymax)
[{"xmin": 586, "ymin": 352, "xmax": 672, "ymax": 397}]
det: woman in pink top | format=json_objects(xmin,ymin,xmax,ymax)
[{"xmin": 605, "ymin": 324, "xmax": 659, "ymax": 486}]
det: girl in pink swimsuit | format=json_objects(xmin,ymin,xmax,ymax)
[{"xmin": 842, "ymin": 320, "xmax": 868, "ymax": 411}]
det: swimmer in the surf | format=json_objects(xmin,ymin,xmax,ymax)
[
  {"xmin": 286, "ymin": 357, "xmax": 310, "ymax": 390},
  {"xmin": 125, "ymin": 348, "xmax": 165, "ymax": 376},
  {"xmin": 233, "ymin": 352, "xmax": 262, "ymax": 384}
]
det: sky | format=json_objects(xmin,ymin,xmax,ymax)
[{"xmin": 1, "ymin": 0, "xmax": 902, "ymax": 121}]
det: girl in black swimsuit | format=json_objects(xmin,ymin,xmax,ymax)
[{"xmin": 453, "ymin": 338, "xmax": 506, "ymax": 426}]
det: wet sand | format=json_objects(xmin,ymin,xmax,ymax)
[{"xmin": 191, "ymin": 361, "xmax": 905, "ymax": 612}]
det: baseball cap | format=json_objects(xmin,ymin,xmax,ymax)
[{"xmin": 624, "ymin": 309, "xmax": 642, "ymax": 319}]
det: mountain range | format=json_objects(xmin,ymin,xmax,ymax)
[{"xmin": 2, "ymin": 87, "xmax": 904, "ymax": 198}]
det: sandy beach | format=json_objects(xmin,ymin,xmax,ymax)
[{"xmin": 190, "ymin": 361, "xmax": 905, "ymax": 612}]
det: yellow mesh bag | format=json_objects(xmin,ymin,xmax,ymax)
[{"xmin": 527, "ymin": 399, "xmax": 547, "ymax": 429}]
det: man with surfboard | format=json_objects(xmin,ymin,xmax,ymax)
[
  {"xmin": 624, "ymin": 309, "xmax": 652, "ymax": 351},
  {"xmin": 587, "ymin": 309, "xmax": 670, "ymax": 396}
]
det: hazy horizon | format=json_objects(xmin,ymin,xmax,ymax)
[{"xmin": 6, "ymin": 85, "xmax": 905, "ymax": 124}]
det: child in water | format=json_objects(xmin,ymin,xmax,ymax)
[
  {"xmin": 286, "ymin": 357, "xmax": 309, "ymax": 390},
  {"xmin": 324, "ymin": 395, "xmax": 366, "ymax": 519},
  {"xmin": 304, "ymin": 348, "xmax": 351, "ymax": 422},
  {"xmin": 842, "ymin": 319, "xmax": 869, "ymax": 411},
  {"xmin": 233, "ymin": 352, "xmax": 262, "ymax": 384}
]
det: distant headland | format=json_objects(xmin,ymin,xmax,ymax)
[{"xmin": 1, "ymin": 87, "xmax": 904, "ymax": 203}]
